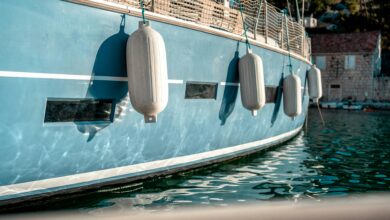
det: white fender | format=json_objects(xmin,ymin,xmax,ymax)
[
  {"xmin": 308, "ymin": 64, "xmax": 323, "ymax": 103},
  {"xmin": 238, "ymin": 49, "xmax": 266, "ymax": 116},
  {"xmin": 126, "ymin": 21, "xmax": 168, "ymax": 123},
  {"xmin": 283, "ymin": 74, "xmax": 302, "ymax": 117}
]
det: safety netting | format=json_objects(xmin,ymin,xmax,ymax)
[{"xmin": 104, "ymin": 0, "xmax": 310, "ymax": 57}]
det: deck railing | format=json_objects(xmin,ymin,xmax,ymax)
[{"xmin": 105, "ymin": 0, "xmax": 311, "ymax": 59}]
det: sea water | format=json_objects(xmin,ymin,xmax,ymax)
[{"xmin": 26, "ymin": 109, "xmax": 390, "ymax": 212}]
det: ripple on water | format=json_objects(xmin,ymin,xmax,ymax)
[{"xmin": 43, "ymin": 110, "xmax": 390, "ymax": 211}]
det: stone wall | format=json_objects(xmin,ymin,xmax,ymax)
[
  {"xmin": 314, "ymin": 53, "xmax": 390, "ymax": 102},
  {"xmin": 316, "ymin": 53, "xmax": 374, "ymax": 101},
  {"xmin": 373, "ymin": 76, "xmax": 390, "ymax": 101},
  {"xmin": 310, "ymin": 31, "xmax": 387, "ymax": 102}
]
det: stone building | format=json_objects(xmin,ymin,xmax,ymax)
[{"xmin": 311, "ymin": 31, "xmax": 389, "ymax": 102}]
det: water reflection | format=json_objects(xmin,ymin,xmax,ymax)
[{"xmin": 32, "ymin": 109, "xmax": 390, "ymax": 212}]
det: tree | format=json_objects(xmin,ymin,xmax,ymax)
[{"xmin": 344, "ymin": 0, "xmax": 360, "ymax": 14}]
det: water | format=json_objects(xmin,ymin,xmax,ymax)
[{"xmin": 25, "ymin": 109, "xmax": 390, "ymax": 212}]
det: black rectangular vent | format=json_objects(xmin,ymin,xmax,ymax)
[
  {"xmin": 330, "ymin": 84, "xmax": 341, "ymax": 88},
  {"xmin": 44, "ymin": 99, "xmax": 114, "ymax": 123},
  {"xmin": 185, "ymin": 82, "xmax": 218, "ymax": 99},
  {"xmin": 266, "ymin": 86, "xmax": 280, "ymax": 103}
]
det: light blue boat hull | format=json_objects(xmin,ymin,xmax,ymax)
[{"xmin": 0, "ymin": 0, "xmax": 310, "ymax": 204}]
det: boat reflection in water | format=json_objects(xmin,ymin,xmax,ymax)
[{"xmin": 81, "ymin": 109, "xmax": 389, "ymax": 212}]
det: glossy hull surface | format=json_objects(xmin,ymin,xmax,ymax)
[{"xmin": 0, "ymin": 0, "xmax": 310, "ymax": 204}]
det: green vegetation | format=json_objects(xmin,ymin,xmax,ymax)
[
  {"xmin": 267, "ymin": 0, "xmax": 389, "ymax": 73},
  {"xmin": 269, "ymin": 1, "xmax": 388, "ymax": 49}
]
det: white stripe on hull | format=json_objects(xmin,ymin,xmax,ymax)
[
  {"xmin": 0, "ymin": 71, "xmax": 184, "ymax": 84},
  {"xmin": 220, "ymin": 82, "xmax": 240, "ymax": 86},
  {"xmin": 0, "ymin": 126, "xmax": 302, "ymax": 199},
  {"xmin": 0, "ymin": 71, "xmax": 307, "ymax": 88}
]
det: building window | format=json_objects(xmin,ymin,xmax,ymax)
[
  {"xmin": 345, "ymin": 55, "xmax": 356, "ymax": 70},
  {"xmin": 315, "ymin": 56, "xmax": 326, "ymax": 70},
  {"xmin": 185, "ymin": 82, "xmax": 218, "ymax": 99}
]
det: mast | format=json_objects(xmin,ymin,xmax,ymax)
[
  {"xmin": 301, "ymin": 0, "xmax": 305, "ymax": 25},
  {"xmin": 295, "ymin": 0, "xmax": 301, "ymax": 23},
  {"xmin": 286, "ymin": 0, "xmax": 292, "ymax": 17}
]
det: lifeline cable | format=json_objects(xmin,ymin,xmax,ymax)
[
  {"xmin": 305, "ymin": 110, "xmax": 308, "ymax": 134},
  {"xmin": 237, "ymin": 0, "xmax": 251, "ymax": 51},
  {"xmin": 283, "ymin": 9, "xmax": 293, "ymax": 75},
  {"xmin": 139, "ymin": 0, "xmax": 146, "ymax": 24},
  {"xmin": 317, "ymin": 102, "xmax": 326, "ymax": 127}
]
